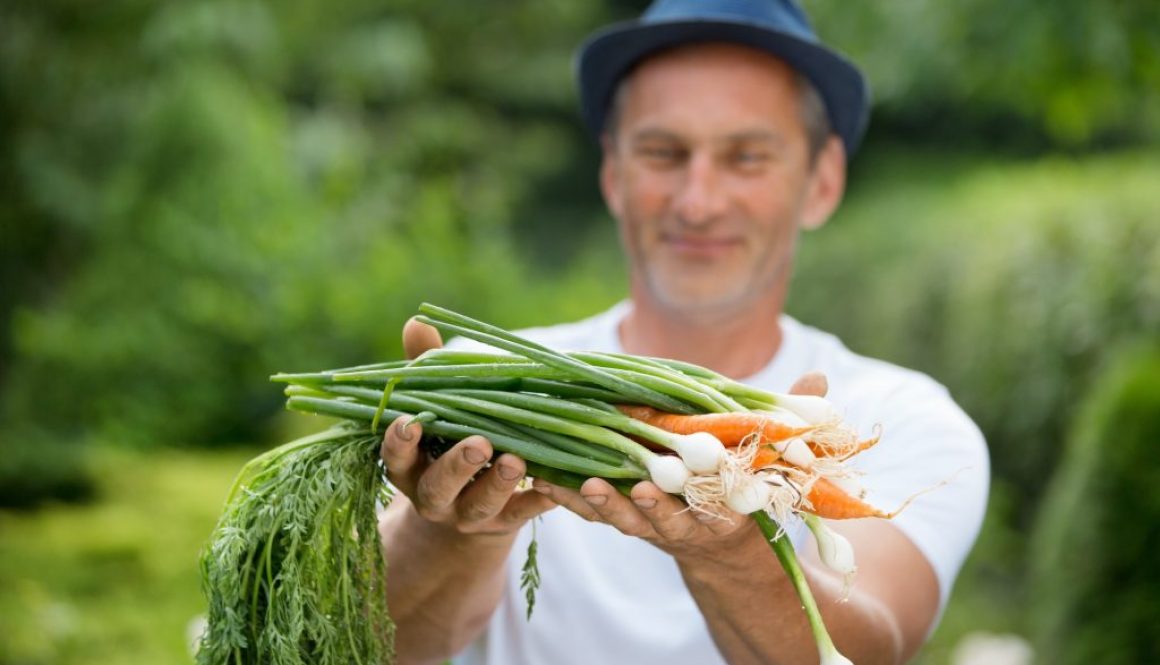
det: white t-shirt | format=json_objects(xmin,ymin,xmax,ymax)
[{"xmin": 451, "ymin": 302, "xmax": 990, "ymax": 665}]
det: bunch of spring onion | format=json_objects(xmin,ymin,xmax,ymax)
[{"xmin": 197, "ymin": 303, "xmax": 892, "ymax": 665}]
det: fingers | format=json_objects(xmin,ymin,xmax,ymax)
[
  {"xmin": 500, "ymin": 489, "xmax": 558, "ymax": 525},
  {"xmin": 382, "ymin": 415, "xmax": 551, "ymax": 535},
  {"xmin": 456, "ymin": 453, "xmax": 529, "ymax": 523},
  {"xmin": 532, "ymin": 479, "xmax": 603, "ymax": 523},
  {"xmin": 402, "ymin": 316, "xmax": 443, "ymax": 360},
  {"xmin": 581, "ymin": 478, "xmax": 660, "ymax": 539},
  {"xmin": 789, "ymin": 370, "xmax": 828, "ymax": 397},
  {"xmin": 629, "ymin": 481, "xmax": 707, "ymax": 540},
  {"xmin": 537, "ymin": 475, "xmax": 751, "ymax": 546},
  {"xmin": 381, "ymin": 416, "xmax": 427, "ymax": 496},
  {"xmin": 413, "ymin": 436, "xmax": 494, "ymax": 519},
  {"xmin": 536, "ymin": 478, "xmax": 661, "ymax": 541}
]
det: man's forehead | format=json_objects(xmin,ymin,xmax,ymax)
[
  {"xmin": 613, "ymin": 42, "xmax": 803, "ymax": 139},
  {"xmin": 617, "ymin": 42, "xmax": 801, "ymax": 117},
  {"xmin": 628, "ymin": 126, "xmax": 788, "ymax": 148}
]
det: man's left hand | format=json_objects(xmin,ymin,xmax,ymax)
[{"xmin": 532, "ymin": 370, "xmax": 829, "ymax": 562}]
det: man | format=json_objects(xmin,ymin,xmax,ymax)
[{"xmin": 378, "ymin": 1, "xmax": 989, "ymax": 664}]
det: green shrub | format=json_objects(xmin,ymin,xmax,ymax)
[
  {"xmin": 0, "ymin": 0, "xmax": 623, "ymax": 507},
  {"xmin": 792, "ymin": 151, "xmax": 1160, "ymax": 520},
  {"xmin": 1027, "ymin": 342, "xmax": 1160, "ymax": 664},
  {"xmin": 0, "ymin": 429, "xmax": 95, "ymax": 509}
]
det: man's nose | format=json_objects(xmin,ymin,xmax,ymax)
[{"xmin": 673, "ymin": 153, "xmax": 727, "ymax": 226}]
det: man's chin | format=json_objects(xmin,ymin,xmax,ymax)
[{"xmin": 649, "ymin": 286, "xmax": 752, "ymax": 322}]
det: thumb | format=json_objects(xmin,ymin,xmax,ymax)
[
  {"xmin": 402, "ymin": 316, "xmax": 443, "ymax": 360},
  {"xmin": 788, "ymin": 370, "xmax": 828, "ymax": 397}
]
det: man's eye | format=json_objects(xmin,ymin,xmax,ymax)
[
  {"xmin": 638, "ymin": 146, "xmax": 684, "ymax": 163},
  {"xmin": 732, "ymin": 151, "xmax": 770, "ymax": 165}
]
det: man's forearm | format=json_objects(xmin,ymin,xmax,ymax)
[
  {"xmin": 678, "ymin": 524, "xmax": 903, "ymax": 665},
  {"xmin": 378, "ymin": 498, "xmax": 515, "ymax": 665}
]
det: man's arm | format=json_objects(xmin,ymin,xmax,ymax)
[
  {"xmin": 534, "ymin": 373, "xmax": 939, "ymax": 665},
  {"xmin": 378, "ymin": 320, "xmax": 556, "ymax": 665},
  {"xmin": 536, "ymin": 478, "xmax": 936, "ymax": 665},
  {"xmin": 681, "ymin": 515, "xmax": 937, "ymax": 665}
]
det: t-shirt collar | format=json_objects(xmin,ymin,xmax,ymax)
[{"xmin": 598, "ymin": 301, "xmax": 809, "ymax": 389}]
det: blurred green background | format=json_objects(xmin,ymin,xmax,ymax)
[{"xmin": 2, "ymin": 1, "xmax": 1158, "ymax": 663}]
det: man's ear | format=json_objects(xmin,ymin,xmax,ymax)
[
  {"xmin": 800, "ymin": 135, "xmax": 846, "ymax": 231},
  {"xmin": 599, "ymin": 133, "xmax": 624, "ymax": 220}
]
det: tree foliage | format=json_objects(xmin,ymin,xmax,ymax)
[
  {"xmin": 805, "ymin": 0, "xmax": 1160, "ymax": 148},
  {"xmin": 791, "ymin": 151, "xmax": 1160, "ymax": 522},
  {"xmin": 0, "ymin": 0, "xmax": 625, "ymax": 503},
  {"xmin": 1, "ymin": 2, "xmax": 1159, "ymax": 662},
  {"xmin": 1, "ymin": 0, "xmax": 1157, "ymax": 512}
]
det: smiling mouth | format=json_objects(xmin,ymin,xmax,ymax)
[{"xmin": 662, "ymin": 235, "xmax": 743, "ymax": 259}]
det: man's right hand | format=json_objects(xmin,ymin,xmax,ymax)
[
  {"xmin": 379, "ymin": 318, "xmax": 555, "ymax": 661},
  {"xmin": 381, "ymin": 419, "xmax": 556, "ymax": 536},
  {"xmin": 380, "ymin": 317, "xmax": 556, "ymax": 537}
]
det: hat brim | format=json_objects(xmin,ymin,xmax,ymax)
[{"xmin": 576, "ymin": 18, "xmax": 870, "ymax": 155}]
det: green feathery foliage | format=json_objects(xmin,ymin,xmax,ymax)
[
  {"xmin": 520, "ymin": 521, "xmax": 541, "ymax": 621},
  {"xmin": 197, "ymin": 425, "xmax": 394, "ymax": 665}
]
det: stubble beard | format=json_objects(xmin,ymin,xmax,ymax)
[{"xmin": 632, "ymin": 228, "xmax": 797, "ymax": 325}]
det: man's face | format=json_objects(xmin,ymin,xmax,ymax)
[{"xmin": 601, "ymin": 43, "xmax": 840, "ymax": 320}]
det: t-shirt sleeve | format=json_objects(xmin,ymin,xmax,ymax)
[{"xmin": 837, "ymin": 371, "xmax": 991, "ymax": 614}]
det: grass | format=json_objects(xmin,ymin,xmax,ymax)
[
  {"xmin": 0, "ymin": 407, "xmax": 1029, "ymax": 665},
  {"xmin": 0, "ymin": 446, "xmax": 258, "ymax": 665},
  {"xmin": 912, "ymin": 484, "xmax": 1031, "ymax": 663},
  {"xmin": 0, "ymin": 443, "xmax": 1020, "ymax": 665}
]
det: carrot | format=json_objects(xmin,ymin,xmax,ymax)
[
  {"xmin": 751, "ymin": 443, "xmax": 782, "ymax": 470},
  {"xmin": 807, "ymin": 431, "xmax": 881, "ymax": 460},
  {"xmin": 803, "ymin": 477, "xmax": 891, "ymax": 520},
  {"xmin": 806, "ymin": 469, "xmax": 954, "ymax": 520},
  {"xmin": 616, "ymin": 405, "xmax": 813, "ymax": 447}
]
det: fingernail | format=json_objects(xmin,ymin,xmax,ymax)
[
  {"xmin": 583, "ymin": 494, "xmax": 607, "ymax": 506},
  {"xmin": 695, "ymin": 512, "xmax": 717, "ymax": 522},
  {"xmin": 394, "ymin": 420, "xmax": 415, "ymax": 441},
  {"xmin": 463, "ymin": 447, "xmax": 487, "ymax": 465},
  {"xmin": 533, "ymin": 483, "xmax": 552, "ymax": 495},
  {"xmin": 633, "ymin": 497, "xmax": 657, "ymax": 510},
  {"xmin": 497, "ymin": 463, "xmax": 521, "ymax": 481}
]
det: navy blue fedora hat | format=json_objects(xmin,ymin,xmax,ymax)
[{"xmin": 576, "ymin": 0, "xmax": 870, "ymax": 155}]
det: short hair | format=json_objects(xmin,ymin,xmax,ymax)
[{"xmin": 603, "ymin": 66, "xmax": 833, "ymax": 164}]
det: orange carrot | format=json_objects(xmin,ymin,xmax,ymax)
[
  {"xmin": 616, "ymin": 405, "xmax": 813, "ymax": 447},
  {"xmin": 804, "ymin": 477, "xmax": 891, "ymax": 520},
  {"xmin": 807, "ymin": 431, "xmax": 881, "ymax": 460},
  {"xmin": 751, "ymin": 444, "xmax": 782, "ymax": 470}
]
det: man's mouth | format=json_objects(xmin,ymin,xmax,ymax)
[{"xmin": 661, "ymin": 234, "xmax": 743, "ymax": 259}]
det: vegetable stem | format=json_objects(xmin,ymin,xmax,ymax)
[
  {"xmin": 286, "ymin": 396, "xmax": 647, "ymax": 480},
  {"xmin": 752, "ymin": 511, "xmax": 848, "ymax": 664},
  {"xmin": 415, "ymin": 305, "xmax": 695, "ymax": 414}
]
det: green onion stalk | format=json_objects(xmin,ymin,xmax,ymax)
[{"xmin": 196, "ymin": 303, "xmax": 852, "ymax": 664}]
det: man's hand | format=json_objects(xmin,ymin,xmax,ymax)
[
  {"xmin": 381, "ymin": 317, "xmax": 555, "ymax": 537},
  {"xmin": 531, "ymin": 370, "xmax": 830, "ymax": 561}
]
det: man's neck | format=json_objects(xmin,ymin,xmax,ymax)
[{"xmin": 617, "ymin": 296, "xmax": 785, "ymax": 380}]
